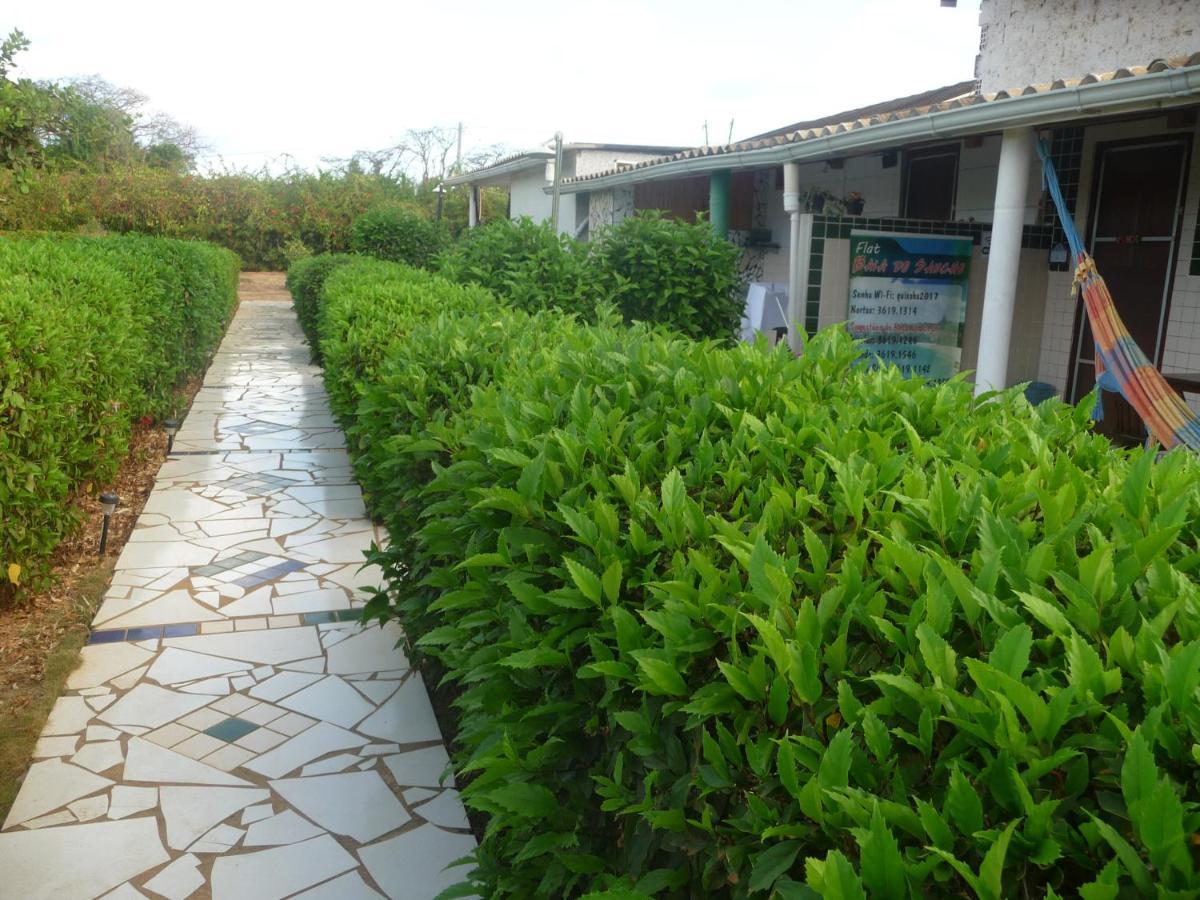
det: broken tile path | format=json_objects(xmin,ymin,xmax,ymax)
[{"xmin": 0, "ymin": 293, "xmax": 476, "ymax": 900}]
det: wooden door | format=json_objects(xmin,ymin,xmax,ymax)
[{"xmin": 1068, "ymin": 139, "xmax": 1189, "ymax": 439}]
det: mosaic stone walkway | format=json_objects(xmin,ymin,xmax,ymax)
[{"xmin": 0, "ymin": 297, "xmax": 475, "ymax": 900}]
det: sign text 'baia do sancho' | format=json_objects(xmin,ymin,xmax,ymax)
[{"xmin": 847, "ymin": 231, "xmax": 972, "ymax": 382}]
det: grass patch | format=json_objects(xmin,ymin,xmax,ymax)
[{"xmin": 0, "ymin": 561, "xmax": 111, "ymax": 821}]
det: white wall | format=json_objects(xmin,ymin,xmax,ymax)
[
  {"xmin": 508, "ymin": 169, "xmax": 553, "ymax": 222},
  {"xmin": 506, "ymin": 168, "xmax": 576, "ymax": 236},
  {"xmin": 977, "ymin": 0, "xmax": 1200, "ymax": 94}
]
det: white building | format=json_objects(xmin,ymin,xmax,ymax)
[
  {"xmin": 558, "ymin": 0, "xmax": 1200, "ymax": 444},
  {"xmin": 442, "ymin": 142, "xmax": 685, "ymax": 239}
]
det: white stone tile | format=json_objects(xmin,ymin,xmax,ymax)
[
  {"xmin": 160, "ymin": 784, "xmax": 267, "ymax": 850},
  {"xmin": 211, "ymin": 693, "xmax": 258, "ymax": 715},
  {"xmin": 98, "ymin": 684, "xmax": 211, "ymax": 730},
  {"xmin": 162, "ymin": 628, "xmax": 322, "ymax": 665},
  {"xmin": 291, "ymin": 871, "xmax": 384, "ymax": 899},
  {"xmin": 43, "ymin": 696, "xmax": 95, "ymax": 735},
  {"xmin": 189, "ymin": 822, "xmax": 245, "ymax": 854},
  {"xmin": 99, "ymin": 590, "xmax": 225, "ymax": 629},
  {"xmin": 233, "ymin": 727, "xmax": 288, "ymax": 753},
  {"xmin": 115, "ymin": 541, "xmax": 217, "ymax": 569},
  {"xmin": 147, "ymin": 647, "xmax": 253, "ymax": 686},
  {"xmin": 32, "ymin": 735, "xmax": 79, "ymax": 758},
  {"xmin": 272, "ymin": 589, "xmax": 350, "ymax": 616},
  {"xmin": 86, "ymin": 694, "xmax": 116, "ymax": 712},
  {"xmin": 123, "ymin": 737, "xmax": 253, "ymax": 787},
  {"xmin": 142, "ymin": 492, "xmax": 231, "ymax": 523},
  {"xmin": 180, "ymin": 676, "xmax": 231, "ymax": 696},
  {"xmin": 245, "ymin": 722, "xmax": 366, "ymax": 779},
  {"xmin": 324, "ymin": 624, "xmax": 407, "ymax": 675},
  {"xmin": 241, "ymin": 803, "xmax": 274, "ymax": 825},
  {"xmin": 4, "ymin": 760, "xmax": 114, "ymax": 828},
  {"xmin": 383, "ymin": 746, "xmax": 453, "ymax": 789},
  {"xmin": 299, "ymin": 753, "xmax": 360, "ymax": 776},
  {"xmin": 0, "ymin": 817, "xmax": 169, "ymax": 900},
  {"xmin": 67, "ymin": 793, "xmax": 109, "ymax": 821},
  {"xmin": 357, "ymin": 675, "xmax": 443, "ymax": 744},
  {"xmin": 146, "ymin": 722, "xmax": 198, "ymax": 748},
  {"xmin": 242, "ymin": 809, "xmax": 324, "ymax": 847},
  {"xmin": 86, "ymin": 725, "xmax": 122, "ymax": 742},
  {"xmin": 108, "ymin": 785, "xmax": 158, "ymax": 819},
  {"xmin": 143, "ymin": 852, "xmax": 204, "ymax": 900},
  {"xmin": 21, "ymin": 810, "xmax": 77, "ymax": 829},
  {"xmin": 403, "ymin": 787, "xmax": 438, "ymax": 806},
  {"xmin": 357, "ymin": 823, "xmax": 476, "ymax": 900},
  {"xmin": 202, "ymin": 744, "xmax": 257, "ymax": 773},
  {"xmin": 178, "ymin": 707, "xmax": 225, "ymax": 732},
  {"xmin": 238, "ymin": 702, "xmax": 287, "ymax": 726},
  {"xmin": 66, "ymin": 643, "xmax": 156, "ymax": 690},
  {"xmin": 174, "ymin": 733, "xmax": 227, "ymax": 760},
  {"xmin": 111, "ymin": 664, "xmax": 150, "ymax": 691},
  {"xmin": 70, "ymin": 741, "xmax": 124, "ymax": 774},
  {"xmin": 279, "ymin": 657, "xmax": 326, "ymax": 674},
  {"xmin": 270, "ymin": 771, "xmax": 409, "ymax": 843},
  {"xmin": 416, "ymin": 789, "xmax": 470, "ymax": 830},
  {"xmin": 277, "ymin": 676, "xmax": 374, "ymax": 729},
  {"xmin": 352, "ymin": 681, "xmax": 400, "ymax": 706},
  {"xmin": 209, "ymin": 834, "xmax": 357, "ymax": 900}
]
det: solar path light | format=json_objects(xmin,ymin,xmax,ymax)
[{"xmin": 98, "ymin": 492, "xmax": 118, "ymax": 554}]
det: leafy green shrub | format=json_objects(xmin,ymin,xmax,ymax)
[
  {"xmin": 438, "ymin": 217, "xmax": 591, "ymax": 316},
  {"xmin": 349, "ymin": 206, "xmax": 448, "ymax": 269},
  {"xmin": 315, "ymin": 256, "xmax": 1200, "ymax": 897},
  {"xmin": 587, "ymin": 211, "xmax": 742, "ymax": 340},
  {"xmin": 316, "ymin": 259, "xmax": 497, "ymax": 449},
  {"xmin": 0, "ymin": 166, "xmax": 425, "ymax": 269},
  {"xmin": 285, "ymin": 253, "xmax": 356, "ymax": 357},
  {"xmin": 0, "ymin": 233, "xmax": 237, "ymax": 596}
]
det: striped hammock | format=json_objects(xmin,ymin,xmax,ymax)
[{"xmin": 1037, "ymin": 139, "xmax": 1200, "ymax": 452}]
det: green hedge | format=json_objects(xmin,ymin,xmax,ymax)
[
  {"xmin": 285, "ymin": 253, "xmax": 356, "ymax": 357},
  {"xmin": 0, "ymin": 234, "xmax": 238, "ymax": 594},
  {"xmin": 308, "ymin": 260, "xmax": 1200, "ymax": 898},
  {"xmin": 349, "ymin": 206, "xmax": 448, "ymax": 270},
  {"xmin": 437, "ymin": 216, "xmax": 591, "ymax": 316},
  {"xmin": 438, "ymin": 215, "xmax": 743, "ymax": 340}
]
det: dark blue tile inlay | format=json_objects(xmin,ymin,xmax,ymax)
[
  {"xmin": 124, "ymin": 625, "xmax": 164, "ymax": 641},
  {"xmin": 302, "ymin": 611, "xmax": 338, "ymax": 625},
  {"xmin": 163, "ymin": 623, "xmax": 200, "ymax": 637},
  {"xmin": 203, "ymin": 717, "xmax": 260, "ymax": 742},
  {"xmin": 88, "ymin": 629, "xmax": 126, "ymax": 644}
]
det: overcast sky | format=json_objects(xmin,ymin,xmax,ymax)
[{"xmin": 7, "ymin": 0, "xmax": 982, "ymax": 174}]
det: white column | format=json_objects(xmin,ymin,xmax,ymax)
[
  {"xmin": 783, "ymin": 162, "xmax": 814, "ymax": 355},
  {"xmin": 974, "ymin": 126, "xmax": 1034, "ymax": 395},
  {"xmin": 468, "ymin": 186, "xmax": 479, "ymax": 228}
]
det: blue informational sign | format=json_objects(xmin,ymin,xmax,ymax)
[{"xmin": 847, "ymin": 231, "xmax": 973, "ymax": 381}]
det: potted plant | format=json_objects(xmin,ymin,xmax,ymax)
[{"xmin": 844, "ymin": 192, "xmax": 865, "ymax": 215}]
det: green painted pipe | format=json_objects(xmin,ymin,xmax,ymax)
[{"xmin": 709, "ymin": 169, "xmax": 731, "ymax": 239}]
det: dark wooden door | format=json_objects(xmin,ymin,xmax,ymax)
[{"xmin": 1068, "ymin": 139, "xmax": 1189, "ymax": 439}]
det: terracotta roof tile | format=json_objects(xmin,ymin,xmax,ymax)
[{"xmin": 561, "ymin": 54, "xmax": 1200, "ymax": 187}]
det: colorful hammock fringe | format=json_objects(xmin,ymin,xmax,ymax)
[{"xmin": 1037, "ymin": 140, "xmax": 1200, "ymax": 452}]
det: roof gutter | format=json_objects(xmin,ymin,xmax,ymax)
[
  {"xmin": 442, "ymin": 152, "xmax": 553, "ymax": 187},
  {"xmin": 558, "ymin": 66, "xmax": 1200, "ymax": 193}
]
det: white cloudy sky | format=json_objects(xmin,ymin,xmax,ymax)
[{"xmin": 7, "ymin": 0, "xmax": 982, "ymax": 173}]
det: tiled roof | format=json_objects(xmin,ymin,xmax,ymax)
[
  {"xmin": 561, "ymin": 54, "xmax": 1200, "ymax": 186},
  {"xmin": 444, "ymin": 142, "xmax": 689, "ymax": 186}
]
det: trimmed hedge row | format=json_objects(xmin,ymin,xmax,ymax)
[
  {"xmin": 301, "ymin": 257, "xmax": 1200, "ymax": 899},
  {"xmin": 1, "ymin": 234, "xmax": 238, "ymax": 594},
  {"xmin": 437, "ymin": 214, "xmax": 743, "ymax": 341},
  {"xmin": 285, "ymin": 253, "xmax": 356, "ymax": 357}
]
